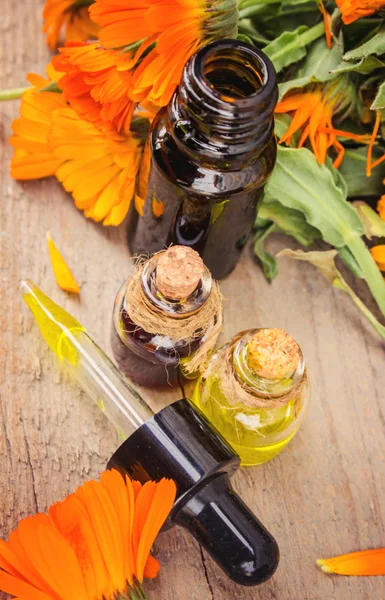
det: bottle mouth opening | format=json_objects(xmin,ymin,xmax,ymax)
[{"xmin": 196, "ymin": 40, "xmax": 276, "ymax": 107}]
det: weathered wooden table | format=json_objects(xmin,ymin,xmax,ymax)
[{"xmin": 1, "ymin": 3, "xmax": 385, "ymax": 599}]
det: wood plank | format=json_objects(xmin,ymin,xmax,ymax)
[{"xmin": 1, "ymin": 2, "xmax": 385, "ymax": 599}]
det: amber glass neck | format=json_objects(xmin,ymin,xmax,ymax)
[{"xmin": 168, "ymin": 40, "xmax": 278, "ymax": 165}]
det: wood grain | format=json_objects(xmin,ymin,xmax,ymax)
[{"xmin": 1, "ymin": 2, "xmax": 385, "ymax": 599}]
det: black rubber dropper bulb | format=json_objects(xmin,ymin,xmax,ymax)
[
  {"xmin": 20, "ymin": 280, "xmax": 280, "ymax": 586},
  {"xmin": 109, "ymin": 398, "xmax": 279, "ymax": 586}
]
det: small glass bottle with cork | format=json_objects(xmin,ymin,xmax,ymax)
[
  {"xmin": 111, "ymin": 245, "xmax": 223, "ymax": 387},
  {"xmin": 192, "ymin": 328, "xmax": 310, "ymax": 465}
]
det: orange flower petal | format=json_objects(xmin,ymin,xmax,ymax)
[
  {"xmin": 335, "ymin": 0, "xmax": 384, "ymax": 24},
  {"xmin": 152, "ymin": 194, "xmax": 164, "ymax": 218},
  {"xmin": 49, "ymin": 107, "xmax": 143, "ymax": 225},
  {"xmin": 276, "ymin": 86, "xmax": 364, "ymax": 165},
  {"xmin": 371, "ymin": 245, "xmax": 385, "ymax": 271},
  {"xmin": 47, "ymin": 233, "xmax": 80, "ymax": 294},
  {"xmin": 0, "ymin": 571, "xmax": 51, "ymax": 600},
  {"xmin": 77, "ymin": 479, "xmax": 127, "ymax": 592},
  {"xmin": 49, "ymin": 494, "xmax": 112, "ymax": 598},
  {"xmin": 43, "ymin": 0, "xmax": 99, "ymax": 49},
  {"xmin": 317, "ymin": 549, "xmax": 385, "ymax": 575},
  {"xmin": 367, "ymin": 111, "xmax": 381, "ymax": 177},
  {"xmin": 10, "ymin": 79, "xmax": 66, "ymax": 181},
  {"xmin": 318, "ymin": 0, "xmax": 332, "ymax": 48},
  {"xmin": 143, "ymin": 555, "xmax": 161, "ymax": 579},
  {"xmin": 135, "ymin": 479, "xmax": 177, "ymax": 583},
  {"xmin": 99, "ymin": 470, "xmax": 132, "ymax": 583},
  {"xmin": 90, "ymin": 0, "xmax": 153, "ymax": 48},
  {"xmin": 377, "ymin": 195, "xmax": 385, "ymax": 222}
]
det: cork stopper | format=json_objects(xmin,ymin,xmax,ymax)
[
  {"xmin": 155, "ymin": 246, "xmax": 205, "ymax": 300},
  {"xmin": 247, "ymin": 328, "xmax": 300, "ymax": 380}
]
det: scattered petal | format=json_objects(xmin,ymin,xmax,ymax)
[
  {"xmin": 317, "ymin": 549, "xmax": 385, "ymax": 576},
  {"xmin": 47, "ymin": 233, "xmax": 80, "ymax": 294}
]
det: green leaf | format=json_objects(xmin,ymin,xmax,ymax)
[
  {"xmin": 274, "ymin": 114, "xmax": 298, "ymax": 144},
  {"xmin": 278, "ymin": 249, "xmax": 385, "ymax": 340},
  {"xmin": 352, "ymin": 201, "xmax": 385, "ymax": 239},
  {"xmin": 254, "ymin": 223, "xmax": 279, "ymax": 281},
  {"xmin": 258, "ymin": 198, "xmax": 321, "ymax": 245},
  {"xmin": 338, "ymin": 147, "xmax": 385, "ymax": 197},
  {"xmin": 266, "ymin": 146, "xmax": 385, "ymax": 317},
  {"xmin": 332, "ymin": 56, "xmax": 385, "ymax": 75},
  {"xmin": 275, "ymin": 3, "xmax": 321, "ymax": 34},
  {"xmin": 237, "ymin": 18, "xmax": 270, "ymax": 44},
  {"xmin": 265, "ymin": 146, "xmax": 364, "ymax": 248},
  {"xmin": 278, "ymin": 76, "xmax": 314, "ymax": 100},
  {"xmin": 324, "ymin": 157, "xmax": 348, "ymax": 199},
  {"xmin": 344, "ymin": 26, "xmax": 385, "ymax": 60},
  {"xmin": 237, "ymin": 33, "xmax": 255, "ymax": 44},
  {"xmin": 267, "ymin": 146, "xmax": 385, "ymax": 317},
  {"xmin": 238, "ymin": 0, "xmax": 281, "ymax": 21},
  {"xmin": 264, "ymin": 26, "xmax": 309, "ymax": 72},
  {"xmin": 278, "ymin": 36, "xmax": 344, "ymax": 99},
  {"xmin": 338, "ymin": 245, "xmax": 364, "ymax": 278},
  {"xmin": 372, "ymin": 80, "xmax": 385, "ymax": 109},
  {"xmin": 296, "ymin": 36, "xmax": 345, "ymax": 79}
]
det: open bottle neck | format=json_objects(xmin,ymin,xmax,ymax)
[{"xmin": 168, "ymin": 40, "xmax": 278, "ymax": 166}]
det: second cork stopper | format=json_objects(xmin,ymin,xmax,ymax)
[
  {"xmin": 156, "ymin": 246, "xmax": 205, "ymax": 300},
  {"xmin": 247, "ymin": 328, "xmax": 300, "ymax": 380}
]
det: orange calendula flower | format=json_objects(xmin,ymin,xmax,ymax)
[
  {"xmin": 90, "ymin": 0, "xmax": 238, "ymax": 108},
  {"xmin": 43, "ymin": 0, "xmax": 99, "ymax": 49},
  {"xmin": 10, "ymin": 72, "xmax": 148, "ymax": 226},
  {"xmin": 47, "ymin": 233, "xmax": 80, "ymax": 293},
  {"xmin": 336, "ymin": 0, "xmax": 385, "ymax": 24},
  {"xmin": 371, "ymin": 245, "xmax": 385, "ymax": 271},
  {"xmin": 10, "ymin": 73, "xmax": 67, "ymax": 179},
  {"xmin": 317, "ymin": 548, "xmax": 385, "ymax": 575},
  {"xmin": 53, "ymin": 42, "xmax": 135, "ymax": 135},
  {"xmin": 0, "ymin": 469, "xmax": 176, "ymax": 600},
  {"xmin": 51, "ymin": 107, "xmax": 143, "ymax": 225},
  {"xmin": 377, "ymin": 195, "xmax": 385, "ymax": 221},
  {"xmin": 276, "ymin": 83, "xmax": 369, "ymax": 168}
]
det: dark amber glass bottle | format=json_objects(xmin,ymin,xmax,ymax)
[
  {"xmin": 111, "ymin": 246, "xmax": 223, "ymax": 388},
  {"xmin": 128, "ymin": 39, "xmax": 278, "ymax": 279}
]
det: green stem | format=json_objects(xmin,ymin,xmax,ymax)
[
  {"xmin": 346, "ymin": 235, "xmax": 385, "ymax": 319},
  {"xmin": 0, "ymin": 87, "xmax": 30, "ymax": 100},
  {"xmin": 334, "ymin": 278, "xmax": 385, "ymax": 340}
]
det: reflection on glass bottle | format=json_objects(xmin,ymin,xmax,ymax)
[
  {"xmin": 192, "ymin": 328, "xmax": 311, "ymax": 466},
  {"xmin": 111, "ymin": 246, "xmax": 223, "ymax": 388},
  {"xmin": 128, "ymin": 39, "xmax": 278, "ymax": 279}
]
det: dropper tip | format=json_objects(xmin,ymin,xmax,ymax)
[{"xmin": 18, "ymin": 279, "xmax": 35, "ymax": 298}]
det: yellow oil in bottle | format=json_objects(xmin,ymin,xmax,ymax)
[
  {"xmin": 191, "ymin": 329, "xmax": 310, "ymax": 466},
  {"xmin": 192, "ymin": 375, "xmax": 300, "ymax": 465}
]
